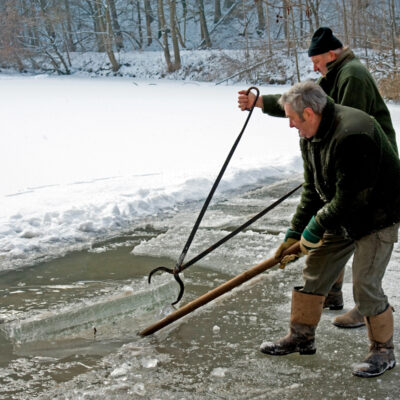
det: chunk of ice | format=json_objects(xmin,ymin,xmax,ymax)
[
  {"xmin": 212, "ymin": 325, "xmax": 220, "ymax": 333},
  {"xmin": 211, "ymin": 367, "xmax": 228, "ymax": 377},
  {"xmin": 141, "ymin": 358, "xmax": 158, "ymax": 368}
]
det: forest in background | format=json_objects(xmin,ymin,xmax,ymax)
[{"xmin": 0, "ymin": 0, "xmax": 399, "ymax": 98}]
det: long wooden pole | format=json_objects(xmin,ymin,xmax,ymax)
[{"xmin": 139, "ymin": 242, "xmax": 300, "ymax": 336}]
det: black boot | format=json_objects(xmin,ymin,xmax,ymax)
[{"xmin": 260, "ymin": 287, "xmax": 325, "ymax": 356}]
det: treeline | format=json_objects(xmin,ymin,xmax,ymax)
[{"xmin": 0, "ymin": 0, "xmax": 398, "ymax": 77}]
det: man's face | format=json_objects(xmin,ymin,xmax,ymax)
[
  {"xmin": 310, "ymin": 52, "xmax": 335, "ymax": 76},
  {"xmin": 284, "ymin": 104, "xmax": 317, "ymax": 139}
]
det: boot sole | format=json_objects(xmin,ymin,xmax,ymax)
[
  {"xmin": 260, "ymin": 348, "xmax": 316, "ymax": 356},
  {"xmin": 352, "ymin": 361, "xmax": 396, "ymax": 378},
  {"xmin": 332, "ymin": 321, "xmax": 365, "ymax": 329}
]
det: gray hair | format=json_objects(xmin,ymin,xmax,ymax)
[{"xmin": 278, "ymin": 81, "xmax": 327, "ymax": 119}]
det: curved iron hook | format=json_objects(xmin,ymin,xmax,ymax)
[
  {"xmin": 148, "ymin": 265, "xmax": 173, "ymax": 284},
  {"xmin": 171, "ymin": 272, "xmax": 184, "ymax": 305},
  {"xmin": 148, "ymin": 265, "xmax": 184, "ymax": 306},
  {"xmin": 147, "ymin": 86, "xmax": 259, "ymax": 307}
]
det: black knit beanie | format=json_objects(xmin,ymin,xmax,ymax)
[{"xmin": 308, "ymin": 27, "xmax": 343, "ymax": 57}]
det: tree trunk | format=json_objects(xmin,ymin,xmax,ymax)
[
  {"xmin": 223, "ymin": 0, "xmax": 234, "ymax": 8},
  {"xmin": 283, "ymin": 0, "xmax": 290, "ymax": 56},
  {"xmin": 89, "ymin": 0, "xmax": 105, "ymax": 51},
  {"xmin": 304, "ymin": 0, "xmax": 314, "ymax": 34},
  {"xmin": 289, "ymin": 5, "xmax": 300, "ymax": 82},
  {"xmin": 64, "ymin": 0, "xmax": 75, "ymax": 51},
  {"xmin": 198, "ymin": 0, "xmax": 211, "ymax": 48},
  {"xmin": 94, "ymin": 0, "xmax": 120, "ymax": 72},
  {"xmin": 144, "ymin": 0, "xmax": 153, "ymax": 46},
  {"xmin": 170, "ymin": 0, "xmax": 181, "ymax": 70},
  {"xmin": 214, "ymin": 0, "xmax": 221, "ymax": 23},
  {"xmin": 256, "ymin": 0, "xmax": 265, "ymax": 35},
  {"xmin": 136, "ymin": 0, "xmax": 143, "ymax": 48},
  {"xmin": 350, "ymin": 0, "xmax": 357, "ymax": 47},
  {"xmin": 158, "ymin": 0, "xmax": 173, "ymax": 72},
  {"xmin": 181, "ymin": 0, "xmax": 187, "ymax": 42},
  {"xmin": 388, "ymin": 0, "xmax": 397, "ymax": 68},
  {"xmin": 309, "ymin": 0, "xmax": 320, "ymax": 30},
  {"xmin": 265, "ymin": 1, "xmax": 272, "ymax": 56},
  {"xmin": 341, "ymin": 0, "xmax": 349, "ymax": 45},
  {"xmin": 107, "ymin": 0, "xmax": 124, "ymax": 51},
  {"xmin": 299, "ymin": 0, "xmax": 303, "ymax": 39}
]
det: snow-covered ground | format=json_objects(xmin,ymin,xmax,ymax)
[{"xmin": 1, "ymin": 75, "xmax": 304, "ymax": 271}]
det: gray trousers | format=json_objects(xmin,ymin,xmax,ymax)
[{"xmin": 302, "ymin": 223, "xmax": 399, "ymax": 317}]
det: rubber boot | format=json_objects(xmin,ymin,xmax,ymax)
[
  {"xmin": 353, "ymin": 306, "xmax": 396, "ymax": 378},
  {"xmin": 332, "ymin": 306, "xmax": 365, "ymax": 328},
  {"xmin": 323, "ymin": 269, "xmax": 344, "ymax": 310},
  {"xmin": 260, "ymin": 287, "xmax": 325, "ymax": 356}
]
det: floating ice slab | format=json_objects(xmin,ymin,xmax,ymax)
[{"xmin": 1, "ymin": 276, "xmax": 175, "ymax": 343}]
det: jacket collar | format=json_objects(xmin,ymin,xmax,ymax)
[
  {"xmin": 326, "ymin": 47, "xmax": 355, "ymax": 78},
  {"xmin": 309, "ymin": 97, "xmax": 336, "ymax": 143}
]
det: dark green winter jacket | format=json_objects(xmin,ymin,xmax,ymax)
[
  {"xmin": 261, "ymin": 48, "xmax": 398, "ymax": 153},
  {"xmin": 290, "ymin": 98, "xmax": 400, "ymax": 240}
]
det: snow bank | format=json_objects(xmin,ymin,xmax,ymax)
[
  {"xmin": 2, "ymin": 74, "xmax": 399, "ymax": 272},
  {"xmin": 0, "ymin": 76, "xmax": 300, "ymax": 271}
]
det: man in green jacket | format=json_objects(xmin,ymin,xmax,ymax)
[
  {"xmin": 238, "ymin": 27, "xmax": 398, "ymax": 328},
  {"xmin": 259, "ymin": 81, "xmax": 400, "ymax": 378}
]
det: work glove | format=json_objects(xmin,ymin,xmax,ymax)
[
  {"xmin": 274, "ymin": 228, "xmax": 301, "ymax": 269},
  {"xmin": 300, "ymin": 215, "xmax": 325, "ymax": 254}
]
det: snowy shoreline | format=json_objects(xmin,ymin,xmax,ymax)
[
  {"xmin": 0, "ymin": 76, "xmax": 301, "ymax": 271},
  {"xmin": 2, "ymin": 73, "xmax": 400, "ymax": 272},
  {"xmin": 1, "ymin": 49, "xmax": 317, "ymax": 84}
]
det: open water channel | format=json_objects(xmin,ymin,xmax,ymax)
[{"xmin": 1, "ymin": 177, "xmax": 399, "ymax": 399}]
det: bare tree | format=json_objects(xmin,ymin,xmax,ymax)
[
  {"xmin": 302, "ymin": 0, "xmax": 321, "ymax": 33},
  {"xmin": 388, "ymin": 0, "xmax": 397, "ymax": 68},
  {"xmin": 350, "ymin": 0, "xmax": 358, "ymax": 47},
  {"xmin": 265, "ymin": 0, "xmax": 273, "ymax": 56},
  {"xmin": 63, "ymin": 0, "xmax": 76, "ymax": 52},
  {"xmin": 144, "ymin": 0, "xmax": 153, "ymax": 46},
  {"xmin": 93, "ymin": 0, "xmax": 119, "ymax": 72},
  {"xmin": 136, "ymin": 0, "xmax": 143, "ymax": 48},
  {"xmin": 199, "ymin": 0, "xmax": 211, "ymax": 48},
  {"xmin": 158, "ymin": 0, "xmax": 173, "ymax": 71},
  {"xmin": 107, "ymin": 0, "xmax": 124, "ymax": 51},
  {"xmin": 341, "ymin": 0, "xmax": 349, "ymax": 45},
  {"xmin": 288, "ymin": 1, "xmax": 300, "ymax": 82},
  {"xmin": 214, "ymin": 0, "xmax": 222, "ymax": 23},
  {"xmin": 170, "ymin": 0, "xmax": 181, "ymax": 70},
  {"xmin": 256, "ymin": 0, "xmax": 265, "ymax": 35},
  {"xmin": 0, "ymin": 0, "xmax": 27, "ymax": 71},
  {"xmin": 223, "ymin": 0, "xmax": 234, "ymax": 8}
]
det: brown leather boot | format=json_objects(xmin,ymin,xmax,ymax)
[
  {"xmin": 332, "ymin": 306, "xmax": 365, "ymax": 328},
  {"xmin": 323, "ymin": 269, "xmax": 344, "ymax": 310},
  {"xmin": 260, "ymin": 287, "xmax": 325, "ymax": 356},
  {"xmin": 353, "ymin": 306, "xmax": 396, "ymax": 378}
]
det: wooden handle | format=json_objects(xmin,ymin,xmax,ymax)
[{"xmin": 139, "ymin": 241, "xmax": 300, "ymax": 337}]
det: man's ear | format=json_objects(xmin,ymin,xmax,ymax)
[
  {"xmin": 303, "ymin": 107, "xmax": 314, "ymax": 121},
  {"xmin": 328, "ymin": 50, "xmax": 338, "ymax": 62}
]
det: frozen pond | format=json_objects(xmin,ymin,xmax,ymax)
[{"xmin": 1, "ymin": 76, "xmax": 400, "ymax": 399}]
